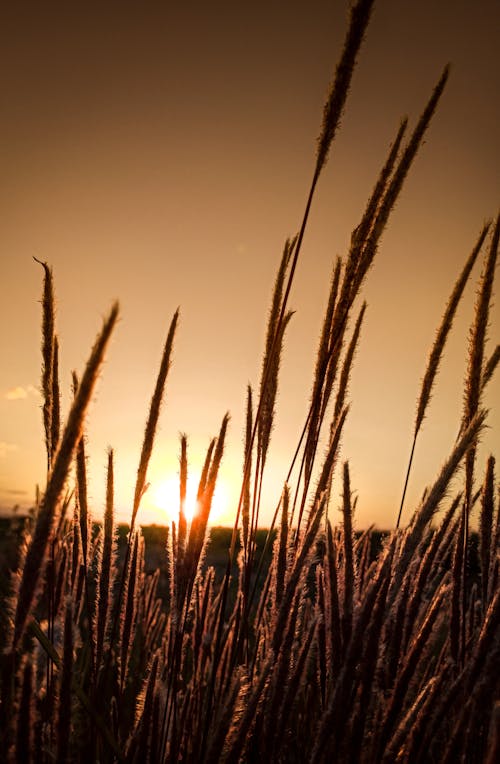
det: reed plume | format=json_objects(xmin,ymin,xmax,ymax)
[
  {"xmin": 177, "ymin": 433, "xmax": 188, "ymax": 564},
  {"xmin": 480, "ymin": 456, "xmax": 495, "ymax": 607},
  {"xmin": 1, "ymin": 6, "xmax": 498, "ymax": 760},
  {"xmin": 242, "ymin": 385, "xmax": 253, "ymax": 555},
  {"xmin": 131, "ymin": 309, "xmax": 179, "ymax": 530},
  {"xmin": 33, "ymin": 257, "xmax": 56, "ymax": 472},
  {"xmin": 120, "ymin": 531, "xmax": 140, "ymax": 689},
  {"xmin": 315, "ymin": 0, "xmax": 375, "ymax": 174},
  {"xmin": 341, "ymin": 461, "xmax": 355, "ymax": 649},
  {"xmin": 96, "ymin": 448, "xmax": 116, "ymax": 669},
  {"xmin": 56, "ymin": 599, "xmax": 73, "ymax": 764},
  {"xmin": 15, "ymin": 658, "xmax": 34, "ymax": 764},
  {"xmin": 462, "ymin": 215, "xmax": 499, "ymax": 439},
  {"xmin": 50, "ymin": 335, "xmax": 60, "ymax": 465},
  {"xmin": 394, "ymin": 409, "xmax": 487, "ymax": 589},
  {"xmin": 274, "ymin": 485, "xmax": 289, "ymax": 609},
  {"xmin": 11, "ymin": 302, "xmax": 118, "ymax": 648},
  {"xmin": 397, "ymin": 223, "xmax": 489, "ymax": 527},
  {"xmin": 482, "ymin": 344, "xmax": 500, "ymax": 390},
  {"xmin": 333, "ymin": 302, "xmax": 366, "ymax": 423}
]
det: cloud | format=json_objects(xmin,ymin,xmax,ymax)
[
  {"xmin": 0, "ymin": 442, "xmax": 18, "ymax": 457},
  {"xmin": 5, "ymin": 385, "xmax": 40, "ymax": 400}
]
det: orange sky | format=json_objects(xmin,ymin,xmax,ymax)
[{"xmin": 1, "ymin": 1, "xmax": 498, "ymax": 529}]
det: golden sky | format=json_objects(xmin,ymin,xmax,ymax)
[{"xmin": 1, "ymin": 1, "xmax": 498, "ymax": 528}]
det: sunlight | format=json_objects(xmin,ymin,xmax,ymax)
[{"xmin": 152, "ymin": 471, "xmax": 230, "ymax": 527}]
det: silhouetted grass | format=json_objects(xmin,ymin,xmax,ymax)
[{"xmin": 0, "ymin": 1, "xmax": 498, "ymax": 761}]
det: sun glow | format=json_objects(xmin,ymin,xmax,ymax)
[{"xmin": 152, "ymin": 471, "xmax": 230, "ymax": 527}]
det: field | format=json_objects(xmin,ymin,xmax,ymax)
[{"xmin": 0, "ymin": 1, "xmax": 499, "ymax": 762}]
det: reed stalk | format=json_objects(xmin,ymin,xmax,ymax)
[{"xmin": 11, "ymin": 303, "xmax": 118, "ymax": 649}]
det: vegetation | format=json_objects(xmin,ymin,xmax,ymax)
[{"xmin": 0, "ymin": 1, "xmax": 498, "ymax": 761}]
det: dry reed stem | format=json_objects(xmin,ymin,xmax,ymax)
[
  {"xmin": 70, "ymin": 509, "xmax": 81, "ymax": 593},
  {"xmin": 311, "ymin": 537, "xmax": 395, "ymax": 763},
  {"xmin": 462, "ymin": 214, "xmax": 499, "ymax": 439},
  {"xmin": 442, "ymin": 632, "xmax": 500, "ymax": 764},
  {"xmin": 312, "ymin": 256, "xmax": 342, "ymax": 415},
  {"xmin": 333, "ymin": 302, "xmax": 366, "ymax": 423},
  {"xmin": 459, "ymin": 215, "xmax": 499, "ymax": 663},
  {"xmin": 264, "ymin": 590, "xmax": 301, "ymax": 745},
  {"xmin": 394, "ymin": 409, "xmax": 487, "ymax": 590},
  {"xmin": 349, "ymin": 118, "xmax": 407, "ymax": 278},
  {"xmin": 56, "ymin": 599, "xmax": 73, "ymax": 764},
  {"xmin": 274, "ymin": 485, "xmax": 289, "ymax": 609},
  {"xmin": 480, "ymin": 456, "xmax": 495, "ymax": 607},
  {"xmin": 242, "ymin": 385, "xmax": 253, "ymax": 556},
  {"xmin": 325, "ymin": 521, "xmax": 342, "ymax": 682},
  {"xmin": 316, "ymin": 0, "xmax": 375, "ymax": 173},
  {"xmin": 72, "ymin": 374, "xmax": 89, "ymax": 559},
  {"xmin": 230, "ymin": 0, "xmax": 375, "ymax": 574},
  {"xmin": 384, "ymin": 675, "xmax": 438, "ymax": 763},
  {"xmin": 120, "ymin": 531, "xmax": 139, "ymax": 689},
  {"xmin": 463, "ymin": 586, "xmax": 500, "ymax": 698},
  {"xmin": 397, "ymin": 223, "xmax": 489, "ymax": 527},
  {"xmin": 377, "ymin": 581, "xmax": 449, "ymax": 758},
  {"xmin": 188, "ymin": 413, "xmax": 229, "ymax": 567},
  {"xmin": 342, "ymin": 461, "xmax": 355, "ymax": 649},
  {"xmin": 349, "ymin": 555, "xmax": 392, "ymax": 762},
  {"xmin": 258, "ymin": 310, "xmax": 293, "ymax": 474},
  {"xmin": 385, "ymin": 572, "xmax": 412, "ymax": 688},
  {"xmin": 271, "ymin": 615, "xmax": 318, "ymax": 755},
  {"xmin": 257, "ymin": 238, "xmax": 293, "ymax": 467},
  {"xmin": 304, "ymin": 257, "xmax": 343, "ymax": 484},
  {"xmin": 96, "ymin": 448, "xmax": 115, "ymax": 669},
  {"xmin": 403, "ymin": 494, "xmax": 460, "ymax": 649},
  {"xmin": 134, "ymin": 654, "xmax": 159, "ymax": 763},
  {"xmin": 204, "ymin": 670, "xmax": 242, "ymax": 764},
  {"xmin": 367, "ymin": 67, "xmax": 449, "ymax": 251},
  {"xmin": 416, "ymin": 223, "xmax": 489, "ymax": 437},
  {"xmin": 53, "ymin": 544, "xmax": 67, "ymax": 619},
  {"xmin": 15, "ymin": 658, "xmax": 34, "ymax": 764},
  {"xmin": 397, "ymin": 665, "xmax": 450, "ymax": 763},
  {"xmin": 177, "ymin": 434, "xmax": 188, "ymax": 564},
  {"xmin": 299, "ymin": 405, "xmax": 348, "ymax": 534},
  {"xmin": 11, "ymin": 302, "xmax": 118, "ymax": 649},
  {"xmin": 131, "ymin": 309, "xmax": 179, "ymax": 530},
  {"xmin": 2, "ymin": 7, "xmax": 497, "ymax": 760},
  {"xmin": 272, "ymin": 493, "xmax": 325, "ymax": 654},
  {"xmin": 50, "ymin": 335, "xmax": 60, "ymax": 465},
  {"xmin": 482, "ymin": 344, "xmax": 500, "ymax": 390},
  {"xmin": 461, "ymin": 215, "xmax": 499, "ymax": 536},
  {"xmin": 222, "ymin": 658, "xmax": 272, "ymax": 764},
  {"xmin": 197, "ymin": 438, "xmax": 216, "ymax": 503},
  {"xmin": 33, "ymin": 257, "xmax": 56, "ymax": 471}
]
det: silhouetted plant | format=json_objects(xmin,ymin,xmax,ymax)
[{"xmin": 0, "ymin": 1, "xmax": 498, "ymax": 761}]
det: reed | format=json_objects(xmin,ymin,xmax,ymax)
[
  {"xmin": 397, "ymin": 223, "xmax": 490, "ymax": 527},
  {"xmin": 10, "ymin": 302, "xmax": 118, "ymax": 650},
  {"xmin": 33, "ymin": 257, "xmax": 56, "ymax": 472},
  {"xmin": 1, "ymin": 4, "xmax": 498, "ymax": 762},
  {"xmin": 95, "ymin": 448, "xmax": 116, "ymax": 670}
]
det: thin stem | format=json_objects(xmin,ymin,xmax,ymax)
[{"xmin": 397, "ymin": 432, "xmax": 418, "ymax": 529}]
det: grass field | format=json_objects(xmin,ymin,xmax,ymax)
[{"xmin": 0, "ymin": 1, "xmax": 498, "ymax": 761}]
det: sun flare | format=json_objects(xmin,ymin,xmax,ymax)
[{"xmin": 151, "ymin": 472, "xmax": 230, "ymax": 526}]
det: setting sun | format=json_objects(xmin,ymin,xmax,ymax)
[{"xmin": 151, "ymin": 471, "xmax": 230, "ymax": 527}]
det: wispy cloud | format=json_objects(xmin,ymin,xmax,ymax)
[
  {"xmin": 0, "ymin": 442, "xmax": 19, "ymax": 457},
  {"xmin": 5, "ymin": 385, "xmax": 40, "ymax": 401}
]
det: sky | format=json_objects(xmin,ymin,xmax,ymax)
[{"xmin": 1, "ymin": 0, "xmax": 498, "ymax": 529}]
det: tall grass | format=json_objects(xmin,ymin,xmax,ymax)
[{"xmin": 1, "ymin": 1, "xmax": 498, "ymax": 761}]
